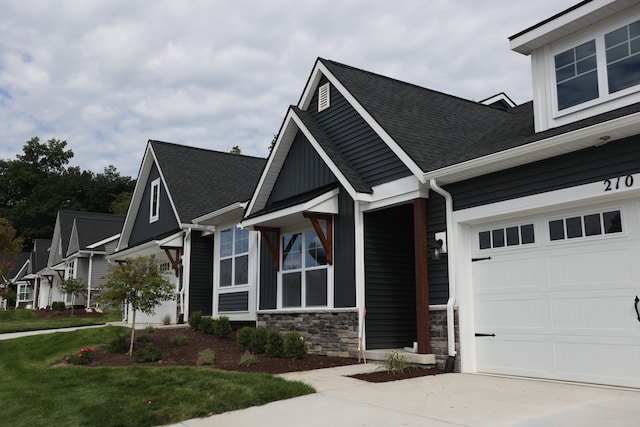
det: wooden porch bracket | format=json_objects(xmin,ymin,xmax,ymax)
[
  {"xmin": 55, "ymin": 270, "xmax": 65, "ymax": 280},
  {"xmin": 302, "ymin": 212, "xmax": 333, "ymax": 265},
  {"xmin": 256, "ymin": 227, "xmax": 280, "ymax": 271},
  {"xmin": 413, "ymin": 198, "xmax": 430, "ymax": 354},
  {"xmin": 161, "ymin": 246, "xmax": 182, "ymax": 278}
]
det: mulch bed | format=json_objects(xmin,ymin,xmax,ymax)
[{"xmin": 46, "ymin": 309, "xmax": 444, "ymax": 382}]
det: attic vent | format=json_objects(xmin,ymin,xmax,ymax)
[{"xmin": 318, "ymin": 83, "xmax": 330, "ymax": 112}]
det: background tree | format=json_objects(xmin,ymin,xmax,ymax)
[
  {"xmin": 0, "ymin": 137, "xmax": 136, "ymax": 249},
  {"xmin": 58, "ymin": 278, "xmax": 87, "ymax": 317},
  {"xmin": 0, "ymin": 218, "xmax": 23, "ymax": 307},
  {"xmin": 100, "ymin": 257, "xmax": 174, "ymax": 355}
]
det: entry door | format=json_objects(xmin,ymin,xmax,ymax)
[{"xmin": 472, "ymin": 199, "xmax": 640, "ymax": 388}]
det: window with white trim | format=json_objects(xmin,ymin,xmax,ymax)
[
  {"xmin": 219, "ymin": 227, "xmax": 249, "ymax": 287},
  {"xmin": 65, "ymin": 261, "xmax": 75, "ymax": 304},
  {"xmin": 18, "ymin": 284, "xmax": 31, "ymax": 302},
  {"xmin": 150, "ymin": 178, "xmax": 160, "ymax": 223},
  {"xmin": 281, "ymin": 226, "xmax": 329, "ymax": 308},
  {"xmin": 548, "ymin": 209, "xmax": 622, "ymax": 241},
  {"xmin": 553, "ymin": 16, "xmax": 640, "ymax": 112}
]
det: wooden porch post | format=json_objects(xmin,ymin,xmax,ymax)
[{"xmin": 414, "ymin": 198, "xmax": 430, "ymax": 354}]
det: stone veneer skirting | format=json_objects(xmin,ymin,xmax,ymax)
[
  {"xmin": 257, "ymin": 309, "xmax": 360, "ymax": 358},
  {"xmin": 257, "ymin": 307, "xmax": 460, "ymax": 371}
]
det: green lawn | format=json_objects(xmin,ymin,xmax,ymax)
[
  {"xmin": 0, "ymin": 327, "xmax": 315, "ymax": 427},
  {"xmin": 0, "ymin": 309, "xmax": 122, "ymax": 333}
]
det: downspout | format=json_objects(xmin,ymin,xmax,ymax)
[
  {"xmin": 180, "ymin": 228, "xmax": 191, "ymax": 322},
  {"xmin": 429, "ymin": 179, "xmax": 457, "ymax": 372},
  {"xmin": 87, "ymin": 253, "xmax": 94, "ymax": 307}
]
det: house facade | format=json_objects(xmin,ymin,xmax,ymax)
[
  {"xmin": 112, "ymin": 140, "xmax": 265, "ymax": 325},
  {"xmin": 242, "ymin": 0, "xmax": 640, "ymax": 387},
  {"xmin": 44, "ymin": 211, "xmax": 124, "ymax": 309}
]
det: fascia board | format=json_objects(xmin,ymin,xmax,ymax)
[
  {"xmin": 86, "ymin": 234, "xmax": 120, "ymax": 249},
  {"xmin": 192, "ymin": 202, "xmax": 247, "ymax": 225}
]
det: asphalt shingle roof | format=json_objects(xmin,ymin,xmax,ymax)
[
  {"xmin": 58, "ymin": 211, "xmax": 124, "ymax": 255},
  {"xmin": 150, "ymin": 141, "xmax": 267, "ymax": 222}
]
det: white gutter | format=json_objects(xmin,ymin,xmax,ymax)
[{"xmin": 429, "ymin": 179, "xmax": 457, "ymax": 358}]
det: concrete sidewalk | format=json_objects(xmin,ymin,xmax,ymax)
[{"xmin": 167, "ymin": 364, "xmax": 640, "ymax": 427}]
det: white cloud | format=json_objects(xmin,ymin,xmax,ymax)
[{"xmin": 0, "ymin": 0, "xmax": 577, "ymax": 177}]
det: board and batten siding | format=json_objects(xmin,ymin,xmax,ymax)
[
  {"xmin": 188, "ymin": 231, "xmax": 214, "ymax": 317},
  {"xmin": 259, "ymin": 230, "xmax": 278, "ymax": 310},
  {"xmin": 447, "ymin": 134, "xmax": 640, "ymax": 211},
  {"xmin": 308, "ymin": 76, "xmax": 411, "ymax": 187},
  {"xmin": 334, "ymin": 189, "xmax": 356, "ymax": 307},
  {"xmin": 129, "ymin": 163, "xmax": 180, "ymax": 247},
  {"xmin": 266, "ymin": 130, "xmax": 337, "ymax": 205}
]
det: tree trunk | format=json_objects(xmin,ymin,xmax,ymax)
[
  {"xmin": 128, "ymin": 309, "xmax": 137, "ymax": 356},
  {"xmin": 70, "ymin": 294, "xmax": 75, "ymax": 317}
]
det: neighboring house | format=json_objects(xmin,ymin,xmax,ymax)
[
  {"xmin": 112, "ymin": 140, "xmax": 266, "ymax": 325},
  {"xmin": 242, "ymin": 0, "xmax": 640, "ymax": 388},
  {"xmin": 0, "ymin": 251, "xmax": 30, "ymax": 308},
  {"xmin": 46, "ymin": 211, "xmax": 124, "ymax": 308},
  {"xmin": 22, "ymin": 238, "xmax": 52, "ymax": 310}
]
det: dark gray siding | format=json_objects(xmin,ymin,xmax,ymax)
[
  {"xmin": 308, "ymin": 76, "xmax": 411, "ymax": 187},
  {"xmin": 364, "ymin": 204, "xmax": 416, "ymax": 349},
  {"xmin": 129, "ymin": 164, "xmax": 180, "ymax": 246},
  {"xmin": 188, "ymin": 232, "xmax": 213, "ymax": 317},
  {"xmin": 334, "ymin": 189, "xmax": 356, "ymax": 307},
  {"xmin": 267, "ymin": 131, "xmax": 337, "ymax": 204},
  {"xmin": 259, "ymin": 231, "xmax": 278, "ymax": 310},
  {"xmin": 426, "ymin": 192, "xmax": 449, "ymax": 305},
  {"xmin": 447, "ymin": 134, "xmax": 640, "ymax": 210},
  {"xmin": 219, "ymin": 292, "xmax": 249, "ymax": 312}
]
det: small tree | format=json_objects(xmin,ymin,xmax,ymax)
[
  {"xmin": 100, "ymin": 256, "xmax": 174, "ymax": 355},
  {"xmin": 58, "ymin": 278, "xmax": 87, "ymax": 317}
]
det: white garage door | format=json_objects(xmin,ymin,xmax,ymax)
[{"xmin": 472, "ymin": 199, "xmax": 640, "ymax": 388}]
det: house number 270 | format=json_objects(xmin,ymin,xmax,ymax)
[{"xmin": 604, "ymin": 175, "xmax": 634, "ymax": 192}]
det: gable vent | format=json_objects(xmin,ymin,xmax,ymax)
[{"xmin": 318, "ymin": 82, "xmax": 330, "ymax": 112}]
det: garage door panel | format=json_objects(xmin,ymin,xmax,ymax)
[
  {"xmin": 476, "ymin": 296, "xmax": 547, "ymax": 330},
  {"xmin": 474, "ymin": 257, "xmax": 547, "ymax": 293},
  {"xmin": 551, "ymin": 292, "xmax": 640, "ymax": 330},
  {"xmin": 548, "ymin": 247, "xmax": 632, "ymax": 286},
  {"xmin": 476, "ymin": 337, "xmax": 550, "ymax": 374}
]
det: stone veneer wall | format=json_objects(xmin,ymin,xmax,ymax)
[
  {"xmin": 429, "ymin": 308, "xmax": 460, "ymax": 372},
  {"xmin": 257, "ymin": 309, "xmax": 359, "ymax": 358}
]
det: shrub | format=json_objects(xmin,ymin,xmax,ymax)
[
  {"xmin": 265, "ymin": 329, "xmax": 284, "ymax": 358},
  {"xmin": 143, "ymin": 326, "xmax": 156, "ymax": 334},
  {"xmin": 51, "ymin": 301, "xmax": 66, "ymax": 311},
  {"xmin": 171, "ymin": 335, "xmax": 188, "ymax": 346},
  {"xmin": 212, "ymin": 316, "xmax": 232, "ymax": 338},
  {"xmin": 236, "ymin": 326, "xmax": 253, "ymax": 350},
  {"xmin": 199, "ymin": 317, "xmax": 215, "ymax": 334},
  {"xmin": 65, "ymin": 347, "xmax": 97, "ymax": 365},
  {"xmin": 133, "ymin": 345, "xmax": 163, "ymax": 363},
  {"xmin": 107, "ymin": 336, "xmax": 129, "ymax": 353},
  {"xmin": 196, "ymin": 349, "xmax": 215, "ymax": 366},
  {"xmin": 239, "ymin": 353, "xmax": 257, "ymax": 366},
  {"xmin": 284, "ymin": 331, "xmax": 307, "ymax": 359},
  {"xmin": 249, "ymin": 328, "xmax": 269, "ymax": 354},
  {"xmin": 162, "ymin": 314, "xmax": 171, "ymax": 325},
  {"xmin": 383, "ymin": 351, "xmax": 409, "ymax": 374},
  {"xmin": 135, "ymin": 333, "xmax": 152, "ymax": 343},
  {"xmin": 188, "ymin": 311, "xmax": 203, "ymax": 330}
]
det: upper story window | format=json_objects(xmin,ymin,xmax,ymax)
[
  {"xmin": 555, "ymin": 40, "xmax": 599, "ymax": 110},
  {"xmin": 553, "ymin": 17, "xmax": 640, "ymax": 112},
  {"xmin": 281, "ymin": 226, "xmax": 329, "ymax": 308},
  {"xmin": 149, "ymin": 178, "xmax": 160, "ymax": 223},
  {"xmin": 219, "ymin": 227, "xmax": 249, "ymax": 287},
  {"xmin": 605, "ymin": 19, "xmax": 640, "ymax": 94}
]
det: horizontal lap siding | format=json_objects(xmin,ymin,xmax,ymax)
[
  {"xmin": 448, "ymin": 135, "xmax": 640, "ymax": 210},
  {"xmin": 309, "ymin": 76, "xmax": 410, "ymax": 187},
  {"xmin": 426, "ymin": 192, "xmax": 449, "ymax": 305},
  {"xmin": 189, "ymin": 232, "xmax": 213, "ymax": 317}
]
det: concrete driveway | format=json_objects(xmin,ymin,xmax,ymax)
[{"xmin": 167, "ymin": 364, "xmax": 640, "ymax": 427}]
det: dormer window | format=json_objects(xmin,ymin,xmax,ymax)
[
  {"xmin": 150, "ymin": 178, "xmax": 160, "ymax": 223},
  {"xmin": 553, "ymin": 16, "xmax": 640, "ymax": 113},
  {"xmin": 318, "ymin": 83, "xmax": 330, "ymax": 112}
]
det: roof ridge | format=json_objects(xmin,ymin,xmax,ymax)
[{"xmin": 149, "ymin": 139, "xmax": 267, "ymax": 161}]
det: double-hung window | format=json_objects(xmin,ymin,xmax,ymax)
[
  {"xmin": 219, "ymin": 227, "xmax": 249, "ymax": 287},
  {"xmin": 605, "ymin": 19, "xmax": 640, "ymax": 93},
  {"xmin": 281, "ymin": 227, "xmax": 329, "ymax": 308}
]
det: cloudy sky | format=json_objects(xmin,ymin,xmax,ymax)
[{"xmin": 1, "ymin": 0, "xmax": 577, "ymax": 178}]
